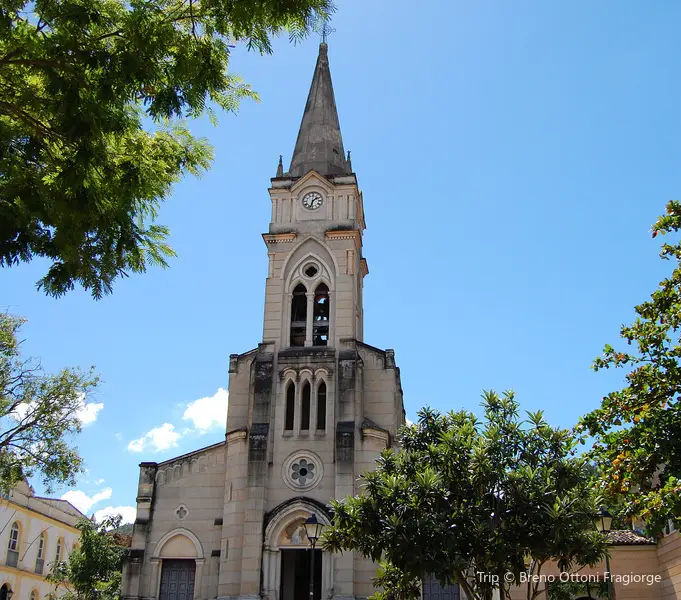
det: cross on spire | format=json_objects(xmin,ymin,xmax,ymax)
[{"xmin": 312, "ymin": 17, "xmax": 335, "ymax": 44}]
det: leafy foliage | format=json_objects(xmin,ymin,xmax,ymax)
[
  {"xmin": 0, "ymin": 312, "xmax": 99, "ymax": 493},
  {"xmin": 547, "ymin": 579, "xmax": 608, "ymax": 600},
  {"xmin": 580, "ymin": 200, "xmax": 681, "ymax": 535},
  {"xmin": 48, "ymin": 515, "xmax": 128, "ymax": 600},
  {"xmin": 0, "ymin": 0, "xmax": 333, "ymax": 298},
  {"xmin": 324, "ymin": 391, "xmax": 607, "ymax": 600}
]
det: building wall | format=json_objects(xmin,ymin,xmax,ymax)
[
  {"xmin": 0, "ymin": 481, "xmax": 82, "ymax": 600},
  {"xmin": 122, "ymin": 443, "xmax": 226, "ymax": 600},
  {"xmin": 658, "ymin": 531, "xmax": 681, "ymax": 599},
  {"xmin": 501, "ymin": 546, "xmax": 663, "ymax": 600}
]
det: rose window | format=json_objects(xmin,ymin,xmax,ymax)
[{"xmin": 291, "ymin": 459, "xmax": 315, "ymax": 485}]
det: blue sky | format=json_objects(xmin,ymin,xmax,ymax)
[{"xmin": 2, "ymin": 0, "xmax": 680, "ymax": 521}]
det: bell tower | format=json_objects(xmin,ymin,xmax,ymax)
[
  {"xmin": 263, "ymin": 41, "xmax": 367, "ymax": 351},
  {"xmin": 220, "ymin": 42, "xmax": 405, "ymax": 600}
]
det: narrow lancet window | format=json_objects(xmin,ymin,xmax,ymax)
[
  {"xmin": 290, "ymin": 284, "xmax": 307, "ymax": 347},
  {"xmin": 317, "ymin": 381, "xmax": 327, "ymax": 431},
  {"xmin": 313, "ymin": 283, "xmax": 330, "ymax": 346},
  {"xmin": 301, "ymin": 381, "xmax": 311, "ymax": 431},
  {"xmin": 285, "ymin": 382, "xmax": 295, "ymax": 431}
]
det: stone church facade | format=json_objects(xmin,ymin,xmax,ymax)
[{"xmin": 122, "ymin": 42, "xmax": 405, "ymax": 600}]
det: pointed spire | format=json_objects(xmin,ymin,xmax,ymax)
[
  {"xmin": 289, "ymin": 43, "xmax": 348, "ymax": 178},
  {"xmin": 276, "ymin": 155, "xmax": 284, "ymax": 177}
]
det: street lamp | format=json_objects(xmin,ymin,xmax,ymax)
[
  {"xmin": 594, "ymin": 507, "xmax": 614, "ymax": 600},
  {"xmin": 304, "ymin": 514, "xmax": 325, "ymax": 600}
]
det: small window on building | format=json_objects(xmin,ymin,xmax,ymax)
[
  {"xmin": 6, "ymin": 522, "xmax": 19, "ymax": 567},
  {"xmin": 301, "ymin": 381, "xmax": 311, "ymax": 431},
  {"xmin": 35, "ymin": 532, "xmax": 45, "ymax": 574},
  {"xmin": 317, "ymin": 381, "xmax": 327, "ymax": 431},
  {"xmin": 290, "ymin": 284, "xmax": 307, "ymax": 347},
  {"xmin": 666, "ymin": 520, "xmax": 677, "ymax": 535},
  {"xmin": 285, "ymin": 381, "xmax": 295, "ymax": 431},
  {"xmin": 312, "ymin": 283, "xmax": 329, "ymax": 346},
  {"xmin": 55, "ymin": 537, "xmax": 63, "ymax": 563},
  {"xmin": 30, "ymin": 590, "xmax": 37, "ymax": 600}
]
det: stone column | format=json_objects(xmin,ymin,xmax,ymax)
[
  {"xmin": 327, "ymin": 291, "xmax": 335, "ymax": 348},
  {"xmin": 194, "ymin": 558, "xmax": 205, "ymax": 600},
  {"xmin": 305, "ymin": 292, "xmax": 314, "ymax": 346}
]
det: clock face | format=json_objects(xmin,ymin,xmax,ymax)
[{"xmin": 302, "ymin": 191, "xmax": 323, "ymax": 210}]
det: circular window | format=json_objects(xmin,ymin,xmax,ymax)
[
  {"xmin": 304, "ymin": 264, "xmax": 318, "ymax": 278},
  {"xmin": 283, "ymin": 451, "xmax": 323, "ymax": 492}
]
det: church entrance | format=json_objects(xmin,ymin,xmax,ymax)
[
  {"xmin": 159, "ymin": 559, "xmax": 196, "ymax": 600},
  {"xmin": 280, "ymin": 549, "xmax": 322, "ymax": 600}
]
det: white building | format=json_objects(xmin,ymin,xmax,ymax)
[{"xmin": 0, "ymin": 479, "xmax": 84, "ymax": 600}]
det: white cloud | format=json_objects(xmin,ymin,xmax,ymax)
[
  {"xmin": 76, "ymin": 397, "xmax": 104, "ymax": 426},
  {"xmin": 182, "ymin": 388, "xmax": 229, "ymax": 433},
  {"xmin": 94, "ymin": 505, "xmax": 136, "ymax": 524},
  {"xmin": 10, "ymin": 393, "xmax": 103, "ymax": 427},
  {"xmin": 61, "ymin": 488, "xmax": 112, "ymax": 514},
  {"xmin": 128, "ymin": 423, "xmax": 181, "ymax": 453},
  {"xmin": 406, "ymin": 418, "xmax": 414, "ymax": 426},
  {"xmin": 94, "ymin": 478, "xmax": 105, "ymax": 485}
]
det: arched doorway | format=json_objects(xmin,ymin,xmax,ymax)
[
  {"xmin": 0, "ymin": 583, "xmax": 12, "ymax": 600},
  {"xmin": 263, "ymin": 500, "xmax": 333, "ymax": 600},
  {"xmin": 151, "ymin": 528, "xmax": 205, "ymax": 600}
]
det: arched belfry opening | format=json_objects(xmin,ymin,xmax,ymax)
[
  {"xmin": 313, "ymin": 283, "xmax": 329, "ymax": 346},
  {"xmin": 290, "ymin": 284, "xmax": 307, "ymax": 347}
]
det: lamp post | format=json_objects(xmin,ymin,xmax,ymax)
[
  {"xmin": 594, "ymin": 507, "xmax": 614, "ymax": 600},
  {"xmin": 304, "ymin": 514, "xmax": 325, "ymax": 600}
]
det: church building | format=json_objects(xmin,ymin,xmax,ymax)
[{"xmin": 122, "ymin": 41, "xmax": 406, "ymax": 600}]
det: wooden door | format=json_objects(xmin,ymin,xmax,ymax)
[{"xmin": 159, "ymin": 559, "xmax": 196, "ymax": 600}]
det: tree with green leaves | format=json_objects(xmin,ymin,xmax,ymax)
[
  {"xmin": 324, "ymin": 391, "xmax": 607, "ymax": 600},
  {"xmin": 0, "ymin": 312, "xmax": 99, "ymax": 493},
  {"xmin": 0, "ymin": 0, "xmax": 333, "ymax": 298},
  {"xmin": 580, "ymin": 200, "xmax": 681, "ymax": 536},
  {"xmin": 48, "ymin": 515, "xmax": 128, "ymax": 600}
]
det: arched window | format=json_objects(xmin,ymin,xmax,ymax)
[
  {"xmin": 300, "ymin": 381, "xmax": 311, "ymax": 431},
  {"xmin": 35, "ymin": 531, "xmax": 46, "ymax": 573},
  {"xmin": 6, "ymin": 522, "xmax": 19, "ymax": 567},
  {"xmin": 290, "ymin": 284, "xmax": 307, "ymax": 347},
  {"xmin": 285, "ymin": 381, "xmax": 295, "ymax": 432},
  {"xmin": 0, "ymin": 585, "xmax": 12, "ymax": 600},
  {"xmin": 317, "ymin": 381, "xmax": 327, "ymax": 431},
  {"xmin": 313, "ymin": 283, "xmax": 329, "ymax": 346},
  {"xmin": 55, "ymin": 537, "xmax": 63, "ymax": 563},
  {"xmin": 30, "ymin": 590, "xmax": 37, "ymax": 600}
]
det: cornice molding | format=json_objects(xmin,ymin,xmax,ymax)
[
  {"xmin": 325, "ymin": 229, "xmax": 362, "ymax": 250},
  {"xmin": 362, "ymin": 427, "xmax": 390, "ymax": 448},
  {"xmin": 226, "ymin": 429, "xmax": 248, "ymax": 446},
  {"xmin": 262, "ymin": 232, "xmax": 297, "ymax": 245}
]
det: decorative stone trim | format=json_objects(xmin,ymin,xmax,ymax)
[
  {"xmin": 226, "ymin": 428, "xmax": 248, "ymax": 446},
  {"xmin": 361, "ymin": 426, "xmax": 390, "ymax": 448},
  {"xmin": 282, "ymin": 450, "xmax": 323, "ymax": 492},
  {"xmin": 263, "ymin": 233, "xmax": 297, "ymax": 244},
  {"xmin": 360, "ymin": 257, "xmax": 369, "ymax": 277},
  {"xmin": 325, "ymin": 229, "xmax": 361, "ymax": 250},
  {"xmin": 174, "ymin": 504, "xmax": 189, "ymax": 520}
]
